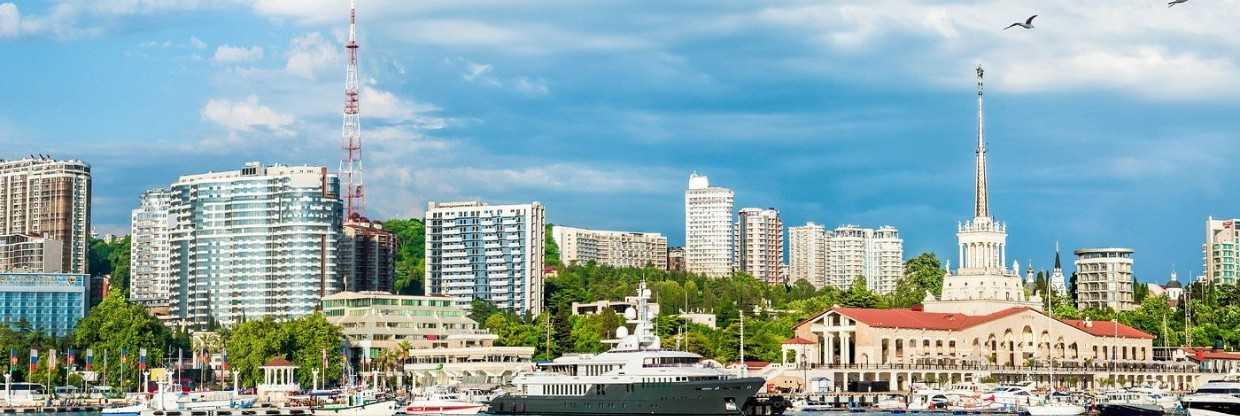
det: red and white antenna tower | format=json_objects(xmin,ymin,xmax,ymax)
[{"xmin": 340, "ymin": 0, "xmax": 363, "ymax": 221}]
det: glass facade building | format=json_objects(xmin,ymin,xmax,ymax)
[
  {"xmin": 159, "ymin": 162, "xmax": 342, "ymax": 329},
  {"xmin": 0, "ymin": 272, "xmax": 88, "ymax": 337}
]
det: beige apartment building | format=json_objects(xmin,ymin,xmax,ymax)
[
  {"xmin": 736, "ymin": 208, "xmax": 784, "ymax": 284},
  {"xmin": 1075, "ymin": 248, "xmax": 1137, "ymax": 311},
  {"xmin": 552, "ymin": 226, "xmax": 668, "ymax": 269},
  {"xmin": 0, "ymin": 234, "xmax": 63, "ymax": 272},
  {"xmin": 0, "ymin": 157, "xmax": 91, "ymax": 274}
]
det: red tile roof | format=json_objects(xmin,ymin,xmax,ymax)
[
  {"xmin": 795, "ymin": 306, "xmax": 1155, "ymax": 340},
  {"xmin": 1185, "ymin": 348, "xmax": 1240, "ymax": 361},
  {"xmin": 782, "ymin": 337, "xmax": 815, "ymax": 345},
  {"xmin": 828, "ymin": 306, "xmax": 1032, "ymax": 331},
  {"xmin": 1059, "ymin": 319, "xmax": 1155, "ymax": 340},
  {"xmin": 263, "ymin": 358, "xmax": 295, "ymax": 367}
]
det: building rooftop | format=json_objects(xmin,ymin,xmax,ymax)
[{"xmin": 804, "ymin": 306, "xmax": 1154, "ymax": 340}]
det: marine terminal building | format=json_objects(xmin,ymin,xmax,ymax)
[{"xmin": 780, "ymin": 66, "xmax": 1203, "ymax": 392}]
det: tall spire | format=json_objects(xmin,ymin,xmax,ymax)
[
  {"xmin": 1054, "ymin": 241, "xmax": 1062, "ymax": 270},
  {"xmin": 340, "ymin": 0, "xmax": 364, "ymax": 221},
  {"xmin": 974, "ymin": 65, "xmax": 989, "ymax": 219}
]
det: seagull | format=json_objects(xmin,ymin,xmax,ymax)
[
  {"xmin": 1004, "ymin": 15, "xmax": 1038, "ymax": 30},
  {"xmin": 1168, "ymin": 0, "xmax": 1188, "ymax": 7}
]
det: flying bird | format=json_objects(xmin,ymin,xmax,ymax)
[
  {"xmin": 1168, "ymin": 0, "xmax": 1188, "ymax": 7},
  {"xmin": 1004, "ymin": 15, "xmax": 1038, "ymax": 30}
]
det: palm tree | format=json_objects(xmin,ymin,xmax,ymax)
[{"xmin": 394, "ymin": 341, "xmax": 412, "ymax": 393}]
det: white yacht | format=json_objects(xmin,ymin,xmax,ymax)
[
  {"xmin": 1182, "ymin": 376, "xmax": 1240, "ymax": 416},
  {"xmin": 489, "ymin": 281, "xmax": 771, "ymax": 415}
]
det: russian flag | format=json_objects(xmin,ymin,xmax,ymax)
[{"xmin": 28, "ymin": 349, "xmax": 36, "ymax": 373}]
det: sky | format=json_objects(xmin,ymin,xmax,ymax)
[{"xmin": 2, "ymin": 0, "xmax": 1239, "ymax": 284}]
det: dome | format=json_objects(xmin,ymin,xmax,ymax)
[{"xmin": 1165, "ymin": 279, "xmax": 1182, "ymax": 289}]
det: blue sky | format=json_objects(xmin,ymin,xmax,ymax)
[{"xmin": 3, "ymin": 0, "xmax": 1239, "ymax": 284}]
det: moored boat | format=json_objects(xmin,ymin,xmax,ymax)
[
  {"xmin": 404, "ymin": 391, "xmax": 485, "ymax": 415},
  {"xmin": 488, "ymin": 281, "xmax": 773, "ymax": 415},
  {"xmin": 1182, "ymin": 376, "xmax": 1240, "ymax": 416}
]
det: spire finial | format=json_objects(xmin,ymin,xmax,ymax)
[{"xmin": 974, "ymin": 64, "xmax": 989, "ymax": 219}]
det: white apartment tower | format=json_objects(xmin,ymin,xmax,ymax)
[
  {"xmin": 788, "ymin": 222, "xmax": 829, "ymax": 288},
  {"xmin": 1204, "ymin": 217, "xmax": 1239, "ymax": 285},
  {"xmin": 129, "ymin": 188, "xmax": 174, "ymax": 307},
  {"xmin": 424, "ymin": 201, "xmax": 545, "ymax": 316},
  {"xmin": 684, "ymin": 173, "xmax": 734, "ymax": 278},
  {"xmin": 167, "ymin": 162, "xmax": 343, "ymax": 329},
  {"xmin": 0, "ymin": 157, "xmax": 91, "ymax": 274},
  {"xmin": 1074, "ymin": 248, "xmax": 1136, "ymax": 311},
  {"xmin": 552, "ymin": 226, "xmax": 667, "ymax": 269},
  {"xmin": 827, "ymin": 225, "xmax": 903, "ymax": 293},
  {"xmin": 736, "ymin": 208, "xmax": 784, "ymax": 284}
]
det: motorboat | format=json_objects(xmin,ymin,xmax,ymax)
[
  {"xmin": 313, "ymin": 390, "xmax": 398, "ymax": 416},
  {"xmin": 1026, "ymin": 401, "xmax": 1088, "ymax": 416},
  {"xmin": 101, "ymin": 403, "xmax": 145, "ymax": 416},
  {"xmin": 1099, "ymin": 388, "xmax": 1178, "ymax": 416},
  {"xmin": 1182, "ymin": 376, "xmax": 1240, "ymax": 416},
  {"xmin": 907, "ymin": 389, "xmax": 951, "ymax": 411},
  {"xmin": 405, "ymin": 391, "xmax": 485, "ymax": 415}
]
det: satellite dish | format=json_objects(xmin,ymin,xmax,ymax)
[
  {"xmin": 624, "ymin": 308, "xmax": 638, "ymax": 320},
  {"xmin": 616, "ymin": 326, "xmax": 630, "ymax": 338}
]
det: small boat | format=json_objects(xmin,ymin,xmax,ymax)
[
  {"xmin": 313, "ymin": 391, "xmax": 398, "ymax": 416},
  {"xmin": 404, "ymin": 391, "xmax": 485, "ymax": 415},
  {"xmin": 1026, "ymin": 402, "xmax": 1088, "ymax": 416},
  {"xmin": 790, "ymin": 397, "xmax": 833, "ymax": 412},
  {"xmin": 1101, "ymin": 403, "xmax": 1166, "ymax": 416},
  {"xmin": 101, "ymin": 403, "xmax": 145, "ymax": 416}
]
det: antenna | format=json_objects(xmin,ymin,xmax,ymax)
[{"xmin": 340, "ymin": 0, "xmax": 364, "ymax": 221}]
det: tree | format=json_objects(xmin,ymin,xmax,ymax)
[
  {"xmin": 284, "ymin": 313, "xmax": 346, "ymax": 386},
  {"xmin": 1133, "ymin": 282, "xmax": 1150, "ymax": 304},
  {"xmin": 88, "ymin": 237, "xmax": 132, "ymax": 296},
  {"xmin": 887, "ymin": 252, "xmax": 946, "ymax": 307},
  {"xmin": 469, "ymin": 299, "xmax": 502, "ymax": 324},
  {"xmin": 223, "ymin": 318, "xmax": 286, "ymax": 388},
  {"xmin": 844, "ymin": 277, "xmax": 879, "ymax": 308},
  {"xmin": 73, "ymin": 289, "xmax": 175, "ymax": 390},
  {"xmin": 545, "ymin": 224, "xmax": 560, "ymax": 267},
  {"xmin": 383, "ymin": 219, "xmax": 425, "ymax": 295}
]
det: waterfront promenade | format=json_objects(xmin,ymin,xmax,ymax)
[{"xmin": 763, "ymin": 361, "xmax": 1209, "ymax": 392}]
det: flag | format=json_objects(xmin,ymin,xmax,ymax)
[
  {"xmin": 67, "ymin": 348, "xmax": 75, "ymax": 367},
  {"xmin": 221, "ymin": 350, "xmax": 228, "ymax": 371},
  {"xmin": 48, "ymin": 349, "xmax": 56, "ymax": 371},
  {"xmin": 28, "ymin": 349, "xmax": 37, "ymax": 373},
  {"xmin": 120, "ymin": 348, "xmax": 128, "ymax": 365},
  {"xmin": 138, "ymin": 348, "xmax": 147, "ymax": 370},
  {"xmin": 8, "ymin": 349, "xmax": 14, "ymax": 367},
  {"xmin": 321, "ymin": 348, "xmax": 327, "ymax": 369},
  {"xmin": 85, "ymin": 349, "xmax": 93, "ymax": 372}
]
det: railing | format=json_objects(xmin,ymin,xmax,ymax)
[{"xmin": 807, "ymin": 362, "xmax": 1210, "ymax": 373}]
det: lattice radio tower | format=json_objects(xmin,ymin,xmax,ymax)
[{"xmin": 340, "ymin": 0, "xmax": 364, "ymax": 220}]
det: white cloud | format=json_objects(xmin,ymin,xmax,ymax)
[
  {"xmin": 213, "ymin": 44, "xmax": 264, "ymax": 63},
  {"xmin": 513, "ymin": 77, "xmax": 550, "ymax": 96},
  {"xmin": 360, "ymin": 87, "xmax": 444, "ymax": 128},
  {"xmin": 200, "ymin": 95, "xmax": 294, "ymax": 134},
  {"xmin": 753, "ymin": 0, "xmax": 1240, "ymax": 99},
  {"xmin": 189, "ymin": 36, "xmax": 207, "ymax": 49},
  {"xmin": 285, "ymin": 32, "xmax": 338, "ymax": 80},
  {"xmin": 0, "ymin": 3, "xmax": 18, "ymax": 38}
]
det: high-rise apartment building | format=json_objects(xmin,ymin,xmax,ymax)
[
  {"xmin": 340, "ymin": 220, "xmax": 397, "ymax": 293},
  {"xmin": 164, "ymin": 162, "xmax": 342, "ymax": 329},
  {"xmin": 735, "ymin": 208, "xmax": 783, "ymax": 284},
  {"xmin": 1074, "ymin": 248, "xmax": 1136, "ymax": 311},
  {"xmin": 0, "ymin": 234, "xmax": 63, "ymax": 273},
  {"xmin": 684, "ymin": 173, "xmax": 734, "ymax": 278},
  {"xmin": 552, "ymin": 226, "xmax": 667, "ymax": 269},
  {"xmin": 129, "ymin": 188, "xmax": 174, "ymax": 306},
  {"xmin": 1205, "ymin": 217, "xmax": 1239, "ymax": 285},
  {"xmin": 667, "ymin": 247, "xmax": 685, "ymax": 272},
  {"xmin": 827, "ymin": 225, "xmax": 903, "ymax": 293},
  {"xmin": 424, "ymin": 201, "xmax": 545, "ymax": 316},
  {"xmin": 0, "ymin": 157, "xmax": 91, "ymax": 274},
  {"xmin": 788, "ymin": 222, "xmax": 829, "ymax": 288}
]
